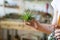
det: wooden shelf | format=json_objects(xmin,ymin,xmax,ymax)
[{"xmin": 4, "ymin": 5, "xmax": 19, "ymax": 9}]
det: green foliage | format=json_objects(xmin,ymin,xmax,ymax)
[
  {"xmin": 49, "ymin": 35, "xmax": 55, "ymax": 40},
  {"xmin": 50, "ymin": 37, "xmax": 54, "ymax": 40},
  {"xmin": 21, "ymin": 11, "xmax": 33, "ymax": 21}
]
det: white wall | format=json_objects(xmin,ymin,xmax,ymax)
[
  {"xmin": 0, "ymin": 0, "xmax": 4, "ymax": 5},
  {"xmin": 25, "ymin": 1, "xmax": 53, "ymax": 14},
  {"xmin": 0, "ymin": 7, "xmax": 5, "ymax": 17},
  {"xmin": 0, "ymin": 0, "xmax": 24, "ymax": 17},
  {"xmin": 0, "ymin": 0, "xmax": 53, "ymax": 17}
]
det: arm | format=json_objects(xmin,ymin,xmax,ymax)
[
  {"xmin": 34, "ymin": 21, "xmax": 52, "ymax": 35},
  {"xmin": 27, "ymin": 19, "xmax": 52, "ymax": 34},
  {"xmin": 26, "ymin": 10, "xmax": 58, "ymax": 35},
  {"xmin": 36, "ymin": 10, "xmax": 58, "ymax": 34}
]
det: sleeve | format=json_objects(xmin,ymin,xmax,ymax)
[
  {"xmin": 51, "ymin": 0, "xmax": 58, "ymax": 25},
  {"xmin": 51, "ymin": 0, "xmax": 57, "ymax": 10},
  {"xmin": 51, "ymin": 11, "xmax": 58, "ymax": 25}
]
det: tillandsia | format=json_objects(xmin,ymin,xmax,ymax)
[{"xmin": 21, "ymin": 11, "xmax": 33, "ymax": 21}]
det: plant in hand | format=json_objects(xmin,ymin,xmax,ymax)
[
  {"xmin": 21, "ymin": 11, "xmax": 36, "ymax": 28},
  {"xmin": 21, "ymin": 11, "xmax": 34, "ymax": 22}
]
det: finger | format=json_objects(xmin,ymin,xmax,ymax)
[
  {"xmin": 54, "ymin": 25, "xmax": 60, "ymax": 29},
  {"xmin": 26, "ymin": 22, "xmax": 35, "ymax": 27},
  {"xmin": 54, "ymin": 33, "xmax": 60, "ymax": 38},
  {"xmin": 52, "ymin": 25, "xmax": 57, "ymax": 28},
  {"xmin": 34, "ymin": 23, "xmax": 37, "ymax": 28},
  {"xmin": 55, "ymin": 29, "xmax": 60, "ymax": 34},
  {"xmin": 54, "ymin": 29, "xmax": 60, "ymax": 38},
  {"xmin": 25, "ymin": 22, "xmax": 33, "ymax": 26},
  {"xmin": 55, "ymin": 25, "xmax": 58, "ymax": 28},
  {"xmin": 25, "ymin": 22, "xmax": 30, "ymax": 25}
]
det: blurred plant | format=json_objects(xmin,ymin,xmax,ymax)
[
  {"xmin": 5, "ymin": 1, "xmax": 8, "ymax": 4},
  {"xmin": 49, "ymin": 36, "xmax": 55, "ymax": 40},
  {"xmin": 48, "ymin": 33, "xmax": 55, "ymax": 40},
  {"xmin": 21, "ymin": 10, "xmax": 34, "ymax": 21}
]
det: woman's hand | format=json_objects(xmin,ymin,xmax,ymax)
[
  {"xmin": 25, "ymin": 19, "xmax": 38, "ymax": 29},
  {"xmin": 54, "ymin": 29, "xmax": 60, "ymax": 40},
  {"xmin": 51, "ymin": 24, "xmax": 57, "ymax": 29},
  {"xmin": 52, "ymin": 25, "xmax": 60, "ymax": 39}
]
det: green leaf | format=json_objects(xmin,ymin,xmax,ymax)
[{"xmin": 21, "ymin": 11, "xmax": 33, "ymax": 21}]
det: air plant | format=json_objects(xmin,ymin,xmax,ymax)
[{"xmin": 21, "ymin": 11, "xmax": 33, "ymax": 21}]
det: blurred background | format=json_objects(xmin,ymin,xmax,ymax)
[{"xmin": 0, "ymin": 0, "xmax": 53, "ymax": 40}]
